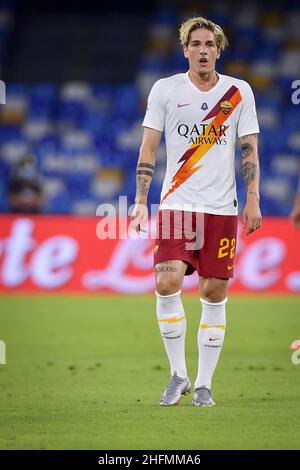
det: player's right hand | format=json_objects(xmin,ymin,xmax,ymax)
[{"xmin": 130, "ymin": 203, "xmax": 148, "ymax": 233}]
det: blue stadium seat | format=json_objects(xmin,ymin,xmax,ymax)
[
  {"xmin": 45, "ymin": 190, "xmax": 72, "ymax": 214},
  {"xmin": 28, "ymin": 84, "xmax": 57, "ymax": 119}
]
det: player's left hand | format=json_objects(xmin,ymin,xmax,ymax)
[{"xmin": 242, "ymin": 194, "xmax": 262, "ymax": 235}]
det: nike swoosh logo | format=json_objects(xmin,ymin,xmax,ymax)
[
  {"xmin": 227, "ymin": 265, "xmax": 234, "ymax": 270},
  {"xmin": 209, "ymin": 337, "xmax": 222, "ymax": 342},
  {"xmin": 163, "ymin": 331, "xmax": 175, "ymax": 335},
  {"xmin": 177, "ymin": 103, "xmax": 191, "ymax": 108}
]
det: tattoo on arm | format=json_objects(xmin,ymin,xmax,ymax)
[
  {"xmin": 136, "ymin": 175, "xmax": 150, "ymax": 196},
  {"xmin": 240, "ymin": 134, "xmax": 258, "ymax": 186},
  {"xmin": 137, "ymin": 163, "xmax": 155, "ymax": 177},
  {"xmin": 240, "ymin": 134, "xmax": 258, "ymax": 159},
  {"xmin": 136, "ymin": 162, "xmax": 155, "ymax": 197},
  {"xmin": 242, "ymin": 162, "xmax": 257, "ymax": 187},
  {"xmin": 136, "ymin": 170, "xmax": 154, "ymax": 177},
  {"xmin": 241, "ymin": 143, "xmax": 253, "ymax": 159},
  {"xmin": 137, "ymin": 162, "xmax": 155, "ymax": 171}
]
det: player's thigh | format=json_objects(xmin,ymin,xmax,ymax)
[
  {"xmin": 199, "ymin": 277, "xmax": 229, "ymax": 303},
  {"xmin": 155, "ymin": 260, "xmax": 188, "ymax": 295}
]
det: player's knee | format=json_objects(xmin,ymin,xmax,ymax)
[
  {"xmin": 202, "ymin": 290, "xmax": 226, "ymax": 303},
  {"xmin": 201, "ymin": 278, "xmax": 228, "ymax": 303},
  {"xmin": 155, "ymin": 275, "xmax": 181, "ymax": 296}
]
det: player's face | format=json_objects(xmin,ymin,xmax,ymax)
[{"xmin": 183, "ymin": 28, "xmax": 220, "ymax": 74}]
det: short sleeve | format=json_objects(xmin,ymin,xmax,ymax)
[
  {"xmin": 142, "ymin": 80, "xmax": 166, "ymax": 132},
  {"xmin": 237, "ymin": 82, "xmax": 260, "ymax": 138}
]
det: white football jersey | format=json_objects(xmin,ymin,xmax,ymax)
[{"xmin": 142, "ymin": 72, "xmax": 259, "ymax": 215}]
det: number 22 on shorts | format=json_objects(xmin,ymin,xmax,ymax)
[{"xmin": 218, "ymin": 237, "xmax": 236, "ymax": 259}]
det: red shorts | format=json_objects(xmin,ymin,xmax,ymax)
[{"xmin": 154, "ymin": 210, "xmax": 238, "ymax": 278}]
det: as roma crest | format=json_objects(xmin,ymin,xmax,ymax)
[{"xmin": 220, "ymin": 100, "xmax": 232, "ymax": 114}]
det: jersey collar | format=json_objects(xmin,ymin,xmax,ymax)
[{"xmin": 185, "ymin": 71, "xmax": 224, "ymax": 94}]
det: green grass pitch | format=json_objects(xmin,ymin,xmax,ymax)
[{"xmin": 0, "ymin": 294, "xmax": 299, "ymax": 450}]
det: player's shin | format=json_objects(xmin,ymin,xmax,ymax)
[
  {"xmin": 195, "ymin": 297, "xmax": 227, "ymax": 390},
  {"xmin": 156, "ymin": 290, "xmax": 187, "ymax": 378}
]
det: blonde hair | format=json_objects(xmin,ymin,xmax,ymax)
[{"xmin": 179, "ymin": 16, "xmax": 228, "ymax": 51}]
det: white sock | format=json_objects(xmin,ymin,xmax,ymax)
[
  {"xmin": 156, "ymin": 290, "xmax": 187, "ymax": 378},
  {"xmin": 194, "ymin": 297, "xmax": 227, "ymax": 390}
]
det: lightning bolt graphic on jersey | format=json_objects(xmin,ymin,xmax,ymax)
[{"xmin": 161, "ymin": 85, "xmax": 242, "ymax": 204}]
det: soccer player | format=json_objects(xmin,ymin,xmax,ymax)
[{"xmin": 131, "ymin": 16, "xmax": 262, "ymax": 406}]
